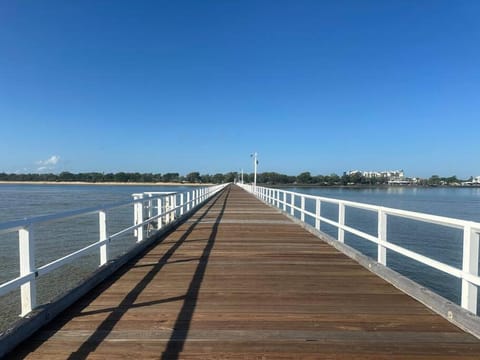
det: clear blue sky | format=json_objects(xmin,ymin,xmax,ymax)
[{"xmin": 1, "ymin": 1, "xmax": 479, "ymax": 178}]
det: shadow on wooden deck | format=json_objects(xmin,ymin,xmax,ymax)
[{"xmin": 12, "ymin": 187, "xmax": 230, "ymax": 360}]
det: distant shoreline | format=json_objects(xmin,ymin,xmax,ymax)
[
  {"xmin": 0, "ymin": 181, "xmax": 211, "ymax": 187},
  {"xmin": 1, "ymin": 181, "xmax": 478, "ymax": 189}
]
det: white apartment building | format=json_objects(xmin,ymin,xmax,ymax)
[
  {"xmin": 347, "ymin": 169, "xmax": 405, "ymax": 179},
  {"xmin": 461, "ymin": 175, "xmax": 480, "ymax": 186}
]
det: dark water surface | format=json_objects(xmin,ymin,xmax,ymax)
[
  {"xmin": 0, "ymin": 184, "xmax": 479, "ymax": 330},
  {"xmin": 279, "ymin": 186, "xmax": 480, "ymax": 313},
  {"xmin": 0, "ymin": 183, "xmax": 192, "ymax": 331}
]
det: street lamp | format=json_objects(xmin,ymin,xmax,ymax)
[{"xmin": 251, "ymin": 152, "xmax": 258, "ymax": 188}]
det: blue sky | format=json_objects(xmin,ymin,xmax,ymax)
[{"xmin": 1, "ymin": 1, "xmax": 479, "ymax": 178}]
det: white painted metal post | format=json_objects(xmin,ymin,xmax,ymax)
[
  {"xmin": 187, "ymin": 192, "xmax": 191, "ymax": 211},
  {"xmin": 170, "ymin": 194, "xmax": 175, "ymax": 223},
  {"xmin": 290, "ymin": 193, "xmax": 295, "ymax": 216},
  {"xmin": 276, "ymin": 190, "xmax": 280, "ymax": 208},
  {"xmin": 99, "ymin": 210, "xmax": 108, "ymax": 266},
  {"xmin": 338, "ymin": 202, "xmax": 345, "ymax": 243},
  {"xmin": 283, "ymin": 191, "xmax": 287, "ymax": 211},
  {"xmin": 377, "ymin": 209, "xmax": 387, "ymax": 265},
  {"xmin": 315, "ymin": 198, "xmax": 321, "ymax": 230},
  {"xmin": 252, "ymin": 152, "xmax": 258, "ymax": 192},
  {"xmin": 173, "ymin": 194, "xmax": 177, "ymax": 221},
  {"xmin": 461, "ymin": 225, "xmax": 479, "ymax": 314},
  {"xmin": 136, "ymin": 195, "xmax": 144, "ymax": 242},
  {"xmin": 300, "ymin": 196, "xmax": 305, "ymax": 222},
  {"xmin": 180, "ymin": 193, "xmax": 184, "ymax": 216},
  {"xmin": 158, "ymin": 197, "xmax": 163, "ymax": 229},
  {"xmin": 19, "ymin": 226, "xmax": 36, "ymax": 316},
  {"xmin": 133, "ymin": 194, "xmax": 144, "ymax": 241},
  {"xmin": 147, "ymin": 195, "xmax": 153, "ymax": 219}
]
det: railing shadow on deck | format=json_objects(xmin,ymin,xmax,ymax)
[
  {"xmin": 161, "ymin": 185, "xmax": 229, "ymax": 359},
  {"xmin": 10, "ymin": 186, "xmax": 230, "ymax": 360}
]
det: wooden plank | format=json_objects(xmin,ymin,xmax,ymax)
[{"xmin": 7, "ymin": 185, "xmax": 480, "ymax": 359}]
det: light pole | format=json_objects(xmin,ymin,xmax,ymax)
[{"xmin": 251, "ymin": 152, "xmax": 258, "ymax": 188}]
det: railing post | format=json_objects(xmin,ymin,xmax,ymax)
[
  {"xmin": 158, "ymin": 197, "xmax": 163, "ymax": 229},
  {"xmin": 187, "ymin": 192, "xmax": 191, "ymax": 211},
  {"xmin": 133, "ymin": 194, "xmax": 144, "ymax": 242},
  {"xmin": 461, "ymin": 225, "xmax": 479, "ymax": 314},
  {"xmin": 283, "ymin": 191, "xmax": 286, "ymax": 211},
  {"xmin": 290, "ymin": 193, "xmax": 295, "ymax": 216},
  {"xmin": 19, "ymin": 226, "xmax": 36, "ymax": 316},
  {"xmin": 300, "ymin": 196, "xmax": 305, "ymax": 222},
  {"xmin": 147, "ymin": 194, "xmax": 153, "ymax": 219},
  {"xmin": 173, "ymin": 194, "xmax": 177, "ymax": 221},
  {"xmin": 338, "ymin": 202, "xmax": 345, "ymax": 243},
  {"xmin": 99, "ymin": 210, "xmax": 108, "ymax": 266},
  {"xmin": 315, "ymin": 198, "xmax": 321, "ymax": 230},
  {"xmin": 377, "ymin": 209, "xmax": 387, "ymax": 265},
  {"xmin": 169, "ymin": 194, "xmax": 175, "ymax": 223},
  {"xmin": 180, "ymin": 193, "xmax": 184, "ymax": 216},
  {"xmin": 276, "ymin": 190, "xmax": 280, "ymax": 208}
]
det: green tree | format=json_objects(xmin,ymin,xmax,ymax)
[
  {"xmin": 186, "ymin": 172, "xmax": 201, "ymax": 183},
  {"xmin": 162, "ymin": 173, "xmax": 180, "ymax": 182},
  {"xmin": 297, "ymin": 172, "xmax": 312, "ymax": 184},
  {"xmin": 212, "ymin": 173, "xmax": 225, "ymax": 184}
]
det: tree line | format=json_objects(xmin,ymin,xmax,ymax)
[{"xmin": 0, "ymin": 171, "xmax": 470, "ymax": 186}]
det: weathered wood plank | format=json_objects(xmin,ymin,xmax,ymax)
[{"xmin": 7, "ymin": 185, "xmax": 480, "ymax": 359}]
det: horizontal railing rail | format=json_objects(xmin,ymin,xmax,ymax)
[
  {"xmin": 239, "ymin": 184, "xmax": 480, "ymax": 315},
  {"xmin": 0, "ymin": 184, "xmax": 228, "ymax": 317}
]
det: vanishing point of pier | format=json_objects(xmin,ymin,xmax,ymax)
[{"xmin": 3, "ymin": 185, "xmax": 480, "ymax": 359}]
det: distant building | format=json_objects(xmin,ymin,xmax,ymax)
[
  {"xmin": 346, "ymin": 169, "xmax": 405, "ymax": 180},
  {"xmin": 462, "ymin": 176, "xmax": 480, "ymax": 186}
]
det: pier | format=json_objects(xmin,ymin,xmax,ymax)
[{"xmin": 2, "ymin": 184, "xmax": 479, "ymax": 358}]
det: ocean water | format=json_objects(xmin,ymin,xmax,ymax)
[
  {"xmin": 278, "ymin": 186, "xmax": 480, "ymax": 313},
  {"xmin": 0, "ymin": 184, "xmax": 479, "ymax": 331},
  {"xmin": 0, "ymin": 183, "xmax": 193, "ymax": 331}
]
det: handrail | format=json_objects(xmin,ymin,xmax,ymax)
[
  {"xmin": 0, "ymin": 184, "xmax": 229, "ymax": 317},
  {"xmin": 239, "ymin": 183, "xmax": 480, "ymax": 315}
]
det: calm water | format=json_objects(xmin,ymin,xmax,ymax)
[
  {"xmin": 280, "ymin": 186, "xmax": 480, "ymax": 313},
  {"xmin": 0, "ymin": 183, "xmax": 193, "ymax": 331},
  {"xmin": 0, "ymin": 184, "xmax": 479, "ymax": 330}
]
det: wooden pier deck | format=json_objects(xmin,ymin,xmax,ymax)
[{"xmin": 9, "ymin": 185, "xmax": 480, "ymax": 359}]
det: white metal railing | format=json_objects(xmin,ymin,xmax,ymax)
[
  {"xmin": 0, "ymin": 184, "xmax": 228, "ymax": 317},
  {"xmin": 239, "ymin": 184, "xmax": 480, "ymax": 315}
]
